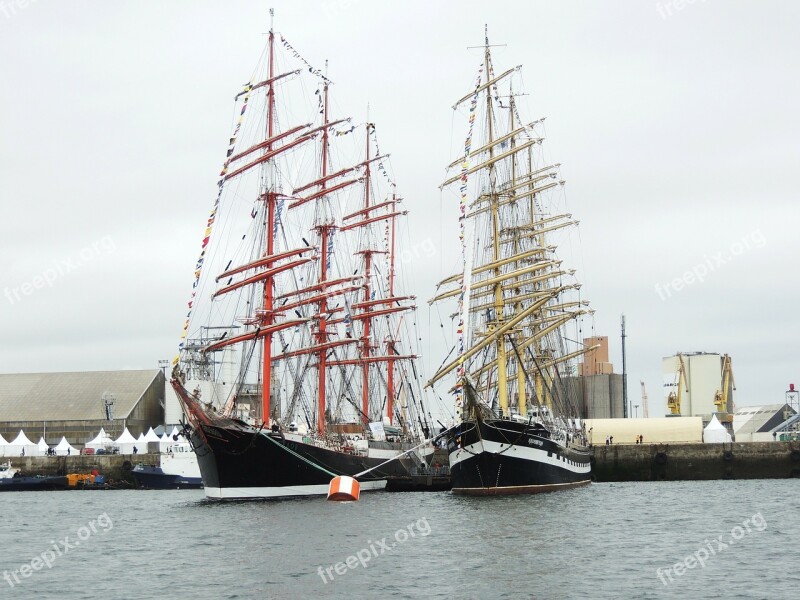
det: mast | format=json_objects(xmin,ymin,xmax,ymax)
[
  {"xmin": 360, "ymin": 125, "xmax": 373, "ymax": 424},
  {"xmin": 327, "ymin": 128, "xmax": 416, "ymax": 426},
  {"xmin": 316, "ymin": 78, "xmax": 331, "ymax": 434},
  {"xmin": 509, "ymin": 92, "xmax": 527, "ymax": 417},
  {"xmin": 484, "ymin": 28, "xmax": 510, "ymax": 416},
  {"xmin": 386, "ymin": 189, "xmax": 397, "ymax": 424},
  {"xmin": 621, "ymin": 314, "xmax": 628, "ymax": 418},
  {"xmin": 527, "ymin": 142, "xmax": 547, "ymax": 409},
  {"xmin": 261, "ymin": 13, "xmax": 277, "ymax": 425}
]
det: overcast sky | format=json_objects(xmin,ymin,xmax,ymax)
[{"xmin": 1, "ymin": 0, "xmax": 798, "ymax": 417}]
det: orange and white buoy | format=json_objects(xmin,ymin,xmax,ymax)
[{"xmin": 327, "ymin": 475, "xmax": 360, "ymax": 501}]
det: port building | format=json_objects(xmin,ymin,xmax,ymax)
[
  {"xmin": 733, "ymin": 403, "xmax": 798, "ymax": 442},
  {"xmin": 0, "ymin": 370, "xmax": 165, "ymax": 447},
  {"xmin": 568, "ymin": 336, "xmax": 625, "ymax": 419},
  {"xmin": 662, "ymin": 352, "xmax": 734, "ymax": 423}
]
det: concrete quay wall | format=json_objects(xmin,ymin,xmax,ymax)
[
  {"xmin": 591, "ymin": 441, "xmax": 800, "ymax": 481},
  {"xmin": 3, "ymin": 454, "xmax": 160, "ymax": 481}
]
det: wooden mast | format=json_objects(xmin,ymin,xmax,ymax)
[
  {"xmin": 484, "ymin": 29, "xmax": 509, "ymax": 416},
  {"xmin": 528, "ymin": 137, "xmax": 547, "ymax": 408},
  {"xmin": 316, "ymin": 78, "xmax": 331, "ymax": 434},
  {"xmin": 261, "ymin": 13, "xmax": 277, "ymax": 425},
  {"xmin": 360, "ymin": 125, "xmax": 373, "ymax": 424},
  {"xmin": 509, "ymin": 92, "xmax": 527, "ymax": 417},
  {"xmin": 386, "ymin": 189, "xmax": 397, "ymax": 424}
]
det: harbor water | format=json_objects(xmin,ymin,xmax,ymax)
[{"xmin": 0, "ymin": 481, "xmax": 797, "ymax": 599}]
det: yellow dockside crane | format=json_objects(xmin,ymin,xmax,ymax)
[
  {"xmin": 667, "ymin": 354, "xmax": 687, "ymax": 415},
  {"xmin": 714, "ymin": 354, "xmax": 736, "ymax": 415}
]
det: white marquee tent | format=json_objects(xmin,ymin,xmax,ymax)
[
  {"xmin": 114, "ymin": 427, "xmax": 140, "ymax": 454},
  {"xmin": 160, "ymin": 426, "xmax": 182, "ymax": 451},
  {"xmin": 6, "ymin": 430, "xmax": 41, "ymax": 457},
  {"xmin": 85, "ymin": 428, "xmax": 115, "ymax": 451},
  {"xmin": 54, "ymin": 436, "xmax": 78, "ymax": 456},
  {"xmin": 703, "ymin": 415, "xmax": 733, "ymax": 443}
]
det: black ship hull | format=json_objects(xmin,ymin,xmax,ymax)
[
  {"xmin": 446, "ymin": 419, "xmax": 591, "ymax": 495},
  {"xmin": 174, "ymin": 382, "xmax": 411, "ymax": 500},
  {"xmin": 131, "ymin": 466, "xmax": 203, "ymax": 490},
  {"xmin": 0, "ymin": 476, "xmax": 70, "ymax": 492}
]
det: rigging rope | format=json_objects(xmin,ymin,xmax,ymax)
[{"xmin": 261, "ymin": 432, "xmax": 337, "ymax": 477}]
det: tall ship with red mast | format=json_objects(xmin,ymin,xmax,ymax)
[{"xmin": 170, "ymin": 13, "xmax": 433, "ymax": 500}]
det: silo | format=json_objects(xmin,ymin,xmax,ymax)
[{"xmin": 662, "ymin": 352, "xmax": 724, "ymax": 417}]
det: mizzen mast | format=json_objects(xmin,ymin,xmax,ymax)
[{"xmin": 329, "ymin": 125, "xmax": 417, "ymax": 426}]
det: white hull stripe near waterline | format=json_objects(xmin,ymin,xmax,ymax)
[
  {"xmin": 204, "ymin": 479, "xmax": 387, "ymax": 499},
  {"xmin": 449, "ymin": 439, "xmax": 591, "ymax": 474}
]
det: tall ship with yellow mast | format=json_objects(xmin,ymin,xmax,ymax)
[{"xmin": 428, "ymin": 29, "xmax": 593, "ymax": 495}]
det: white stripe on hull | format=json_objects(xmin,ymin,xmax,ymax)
[
  {"xmin": 367, "ymin": 448, "xmax": 405, "ymax": 459},
  {"xmin": 204, "ymin": 479, "xmax": 387, "ymax": 500},
  {"xmin": 450, "ymin": 439, "xmax": 591, "ymax": 474}
]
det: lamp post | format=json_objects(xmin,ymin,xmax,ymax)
[{"xmin": 634, "ymin": 404, "xmax": 639, "ymax": 418}]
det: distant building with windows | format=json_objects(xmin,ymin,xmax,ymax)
[{"xmin": 733, "ymin": 404, "xmax": 797, "ymax": 442}]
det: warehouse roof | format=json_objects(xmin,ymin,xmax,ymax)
[
  {"xmin": 0, "ymin": 370, "xmax": 163, "ymax": 422},
  {"xmin": 733, "ymin": 403, "xmax": 796, "ymax": 435}
]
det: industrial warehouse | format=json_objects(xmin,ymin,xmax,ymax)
[{"xmin": 0, "ymin": 369, "xmax": 165, "ymax": 448}]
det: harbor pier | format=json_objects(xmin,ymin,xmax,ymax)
[
  {"xmin": 3, "ymin": 454, "xmax": 159, "ymax": 482},
  {"xmin": 590, "ymin": 441, "xmax": 800, "ymax": 481}
]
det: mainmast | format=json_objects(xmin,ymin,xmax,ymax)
[
  {"xmin": 315, "ymin": 78, "xmax": 332, "ymax": 434},
  {"xmin": 360, "ymin": 127, "xmax": 374, "ymax": 424},
  {"xmin": 261, "ymin": 14, "xmax": 278, "ymax": 425},
  {"xmin": 484, "ymin": 30, "xmax": 510, "ymax": 416}
]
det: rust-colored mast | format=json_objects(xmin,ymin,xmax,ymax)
[
  {"xmin": 360, "ymin": 125, "xmax": 373, "ymax": 424},
  {"xmin": 316, "ymin": 79, "xmax": 331, "ymax": 434},
  {"xmin": 261, "ymin": 15, "xmax": 277, "ymax": 425},
  {"xmin": 386, "ymin": 189, "xmax": 397, "ymax": 424}
]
